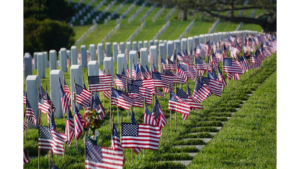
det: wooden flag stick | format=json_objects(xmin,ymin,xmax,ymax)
[
  {"xmin": 59, "ymin": 78, "xmax": 65, "ymax": 123},
  {"xmin": 37, "ymin": 85, "xmax": 41, "ymax": 169},
  {"xmin": 169, "ymin": 82, "xmax": 172, "ymax": 138},
  {"xmin": 109, "ymin": 82, "xmax": 112, "ymax": 129},
  {"xmin": 175, "ymin": 83, "xmax": 177, "ymax": 131},
  {"xmin": 25, "ymin": 92, "xmax": 28, "ymax": 140}
]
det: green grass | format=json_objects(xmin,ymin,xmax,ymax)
[
  {"xmin": 188, "ymin": 71, "xmax": 276, "ymax": 168},
  {"xmin": 214, "ymin": 20, "xmax": 240, "ymax": 33},
  {"xmin": 185, "ymin": 20, "xmax": 213, "ymax": 37}
]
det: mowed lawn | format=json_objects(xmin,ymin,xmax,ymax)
[
  {"xmin": 185, "ymin": 20, "xmax": 214, "ymax": 37},
  {"xmin": 188, "ymin": 71, "xmax": 277, "ymax": 168}
]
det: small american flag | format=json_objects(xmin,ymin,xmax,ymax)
[
  {"xmin": 217, "ymin": 67, "xmax": 226, "ymax": 91},
  {"xmin": 195, "ymin": 58, "xmax": 208, "ymax": 71},
  {"xmin": 177, "ymin": 64, "xmax": 188, "ymax": 83},
  {"xmin": 250, "ymin": 54, "xmax": 261, "ymax": 68},
  {"xmin": 140, "ymin": 65, "xmax": 148, "ymax": 80},
  {"xmin": 193, "ymin": 80, "xmax": 212, "ymax": 103},
  {"xmin": 161, "ymin": 58, "xmax": 167, "ymax": 70},
  {"xmin": 211, "ymin": 53, "xmax": 219, "ymax": 70},
  {"xmin": 23, "ymin": 91, "xmax": 26, "ymax": 105},
  {"xmin": 73, "ymin": 103, "xmax": 85, "ymax": 140},
  {"xmin": 166, "ymin": 58, "xmax": 176, "ymax": 71},
  {"xmin": 169, "ymin": 92, "xmax": 190, "ymax": 120},
  {"xmin": 23, "ymin": 150, "xmax": 30, "ymax": 164},
  {"xmin": 131, "ymin": 112, "xmax": 142, "ymax": 154},
  {"xmin": 135, "ymin": 64, "xmax": 142, "ymax": 80},
  {"xmin": 205, "ymin": 71, "xmax": 222, "ymax": 97},
  {"xmin": 121, "ymin": 123, "xmax": 161, "ymax": 150},
  {"xmin": 152, "ymin": 63, "xmax": 157, "ymax": 72},
  {"xmin": 23, "ymin": 120, "xmax": 27, "ymax": 132},
  {"xmin": 50, "ymin": 112, "xmax": 67, "ymax": 155},
  {"xmin": 152, "ymin": 98, "xmax": 167, "ymax": 131},
  {"xmin": 111, "ymin": 124, "xmax": 123, "ymax": 151},
  {"xmin": 111, "ymin": 88, "xmax": 134, "ymax": 110},
  {"xmin": 223, "ymin": 58, "xmax": 244, "ymax": 74},
  {"xmin": 128, "ymin": 84, "xmax": 152, "ymax": 105},
  {"xmin": 85, "ymin": 140, "xmax": 124, "ymax": 169},
  {"xmin": 26, "ymin": 98, "xmax": 37, "ymax": 127},
  {"xmin": 65, "ymin": 106, "xmax": 75, "ymax": 147},
  {"xmin": 177, "ymin": 88, "xmax": 202, "ymax": 110},
  {"xmin": 93, "ymin": 93, "xmax": 106, "ymax": 120},
  {"xmin": 143, "ymin": 105, "xmax": 157, "ymax": 126},
  {"xmin": 64, "ymin": 79, "xmax": 71, "ymax": 100},
  {"xmin": 88, "ymin": 76, "xmax": 112, "ymax": 92},
  {"xmin": 179, "ymin": 62, "xmax": 197, "ymax": 80},
  {"xmin": 59, "ymin": 85, "xmax": 69, "ymax": 114},
  {"xmin": 38, "ymin": 93, "xmax": 51, "ymax": 122},
  {"xmin": 132, "ymin": 64, "xmax": 137, "ymax": 78},
  {"xmin": 114, "ymin": 74, "xmax": 128, "ymax": 89},
  {"xmin": 156, "ymin": 88, "xmax": 164, "ymax": 98},
  {"xmin": 74, "ymin": 83, "xmax": 91, "ymax": 107}
]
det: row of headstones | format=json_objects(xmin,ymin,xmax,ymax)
[
  {"xmin": 103, "ymin": 30, "xmax": 115, "ymax": 42},
  {"xmin": 71, "ymin": 0, "xmax": 106, "ymax": 24},
  {"xmin": 115, "ymin": 23, "xmax": 122, "ymax": 32},
  {"xmin": 25, "ymin": 30, "xmax": 259, "ymax": 81},
  {"xmin": 128, "ymin": 0, "xmax": 148, "ymax": 23},
  {"xmin": 152, "ymin": 6, "xmax": 165, "ymax": 22},
  {"xmin": 126, "ymin": 22, "xmax": 143, "ymax": 42},
  {"xmin": 104, "ymin": 0, "xmax": 136, "ymax": 25},
  {"xmin": 164, "ymin": 7, "xmax": 176, "ymax": 22},
  {"xmin": 250, "ymin": 9, "xmax": 257, "ymax": 18},
  {"xmin": 235, "ymin": 0, "xmax": 250, "ymax": 31},
  {"xmin": 140, "ymin": 4, "xmax": 156, "ymax": 23},
  {"xmin": 76, "ymin": 24, "xmax": 100, "ymax": 46},
  {"xmin": 208, "ymin": 18, "xmax": 220, "ymax": 33},
  {"xmin": 103, "ymin": 0, "xmax": 125, "ymax": 24},
  {"xmin": 178, "ymin": 19, "xmax": 195, "ymax": 40},
  {"xmin": 153, "ymin": 20, "xmax": 170, "ymax": 40}
]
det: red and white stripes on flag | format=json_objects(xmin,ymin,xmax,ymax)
[
  {"xmin": 169, "ymin": 92, "xmax": 190, "ymax": 121},
  {"xmin": 50, "ymin": 129, "xmax": 67, "ymax": 155},
  {"xmin": 23, "ymin": 150, "xmax": 30, "ymax": 164},
  {"xmin": 23, "ymin": 120, "xmax": 27, "ymax": 132},
  {"xmin": 193, "ymin": 80, "xmax": 212, "ymax": 103},
  {"xmin": 121, "ymin": 123, "xmax": 161, "ymax": 150},
  {"xmin": 143, "ymin": 105, "xmax": 157, "ymax": 126}
]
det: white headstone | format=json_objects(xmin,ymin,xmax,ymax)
[
  {"xmin": 60, "ymin": 48, "xmax": 68, "ymax": 72},
  {"xmin": 159, "ymin": 44, "xmax": 166, "ymax": 61},
  {"xmin": 103, "ymin": 57, "xmax": 114, "ymax": 80},
  {"xmin": 174, "ymin": 40, "xmax": 181, "ymax": 54},
  {"xmin": 71, "ymin": 46, "xmax": 78, "ymax": 65},
  {"xmin": 49, "ymin": 50, "xmax": 57, "ymax": 71},
  {"xmin": 97, "ymin": 43, "xmax": 104, "ymax": 65},
  {"xmin": 81, "ymin": 45, "xmax": 87, "ymax": 68},
  {"xmin": 167, "ymin": 41, "xmax": 174, "ymax": 59},
  {"xmin": 120, "ymin": 42, "xmax": 125, "ymax": 54},
  {"xmin": 129, "ymin": 51, "xmax": 137, "ymax": 78},
  {"xmin": 70, "ymin": 65, "xmax": 83, "ymax": 110},
  {"xmin": 144, "ymin": 41, "xmax": 149, "ymax": 50},
  {"xmin": 181, "ymin": 38, "xmax": 187, "ymax": 53},
  {"xmin": 132, "ymin": 41, "xmax": 137, "ymax": 51},
  {"xmin": 26, "ymin": 75, "xmax": 41, "ymax": 128},
  {"xmin": 37, "ymin": 53, "xmax": 45, "ymax": 78},
  {"xmin": 34, "ymin": 52, "xmax": 38, "ymax": 70},
  {"xmin": 187, "ymin": 37, "xmax": 194, "ymax": 54},
  {"xmin": 113, "ymin": 42, "xmax": 118, "ymax": 62},
  {"xmin": 43, "ymin": 52, "xmax": 48, "ymax": 68},
  {"xmin": 140, "ymin": 48, "xmax": 148, "ymax": 69},
  {"xmin": 126, "ymin": 42, "xmax": 131, "ymax": 60},
  {"xmin": 90, "ymin": 44, "xmax": 96, "ymax": 61},
  {"xmin": 88, "ymin": 61, "xmax": 99, "ymax": 76},
  {"xmin": 24, "ymin": 53, "xmax": 32, "ymax": 80},
  {"xmin": 50, "ymin": 70, "xmax": 64, "ymax": 118},
  {"xmin": 106, "ymin": 42, "xmax": 112, "ymax": 57},
  {"xmin": 138, "ymin": 41, "xmax": 143, "ymax": 51},
  {"xmin": 150, "ymin": 46, "xmax": 157, "ymax": 69},
  {"xmin": 117, "ymin": 54, "xmax": 127, "ymax": 75}
]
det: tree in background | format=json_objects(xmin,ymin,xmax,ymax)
[
  {"xmin": 151, "ymin": 0, "xmax": 276, "ymax": 32},
  {"xmin": 24, "ymin": 0, "xmax": 75, "ymax": 54}
]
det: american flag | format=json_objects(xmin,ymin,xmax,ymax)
[
  {"xmin": 103, "ymin": 89, "xmax": 117, "ymax": 106},
  {"xmin": 195, "ymin": 58, "xmax": 208, "ymax": 71},
  {"xmin": 38, "ymin": 126, "xmax": 65, "ymax": 156},
  {"xmin": 128, "ymin": 84, "xmax": 152, "ymax": 105},
  {"xmin": 111, "ymin": 124, "xmax": 123, "ymax": 151},
  {"xmin": 23, "ymin": 150, "xmax": 30, "ymax": 164},
  {"xmin": 131, "ymin": 112, "xmax": 142, "ymax": 154},
  {"xmin": 143, "ymin": 105, "xmax": 157, "ymax": 126},
  {"xmin": 23, "ymin": 91, "xmax": 26, "ymax": 105},
  {"xmin": 93, "ymin": 93, "xmax": 106, "ymax": 120},
  {"xmin": 64, "ymin": 79, "xmax": 71, "ymax": 100},
  {"xmin": 179, "ymin": 62, "xmax": 197, "ymax": 80},
  {"xmin": 256, "ymin": 49, "xmax": 264, "ymax": 64},
  {"xmin": 152, "ymin": 63, "xmax": 157, "ymax": 72},
  {"xmin": 169, "ymin": 92, "xmax": 190, "ymax": 120},
  {"xmin": 250, "ymin": 55, "xmax": 260, "ymax": 68},
  {"xmin": 74, "ymin": 83, "xmax": 91, "ymax": 107},
  {"xmin": 217, "ymin": 67, "xmax": 226, "ymax": 91},
  {"xmin": 193, "ymin": 79, "xmax": 212, "ymax": 103},
  {"xmin": 152, "ymin": 71, "xmax": 174, "ymax": 92},
  {"xmin": 152, "ymin": 71, "xmax": 165, "ymax": 87},
  {"xmin": 126, "ymin": 63, "xmax": 130, "ymax": 78},
  {"xmin": 166, "ymin": 58, "xmax": 176, "ymax": 71},
  {"xmin": 132, "ymin": 64, "xmax": 136, "ymax": 78},
  {"xmin": 223, "ymin": 58, "xmax": 244, "ymax": 74},
  {"xmin": 114, "ymin": 74, "xmax": 128, "ymax": 90},
  {"xmin": 215, "ymin": 50, "xmax": 223, "ymax": 61},
  {"xmin": 73, "ymin": 104, "xmax": 85, "ymax": 140},
  {"xmin": 211, "ymin": 53, "xmax": 219, "ymax": 70},
  {"xmin": 121, "ymin": 123, "xmax": 161, "ymax": 150},
  {"xmin": 237, "ymin": 56, "xmax": 247, "ymax": 72},
  {"xmin": 25, "ymin": 98, "xmax": 37, "ymax": 127},
  {"xmin": 85, "ymin": 140, "xmax": 124, "ymax": 169},
  {"xmin": 135, "ymin": 64, "xmax": 142, "ymax": 80},
  {"xmin": 50, "ymin": 112, "xmax": 67, "ymax": 155},
  {"xmin": 131, "ymin": 79, "xmax": 155, "ymax": 95},
  {"xmin": 161, "ymin": 74, "xmax": 174, "ymax": 93},
  {"xmin": 177, "ymin": 64, "xmax": 188, "ymax": 83},
  {"xmin": 65, "ymin": 106, "xmax": 75, "ymax": 147},
  {"xmin": 59, "ymin": 85, "xmax": 69, "ymax": 114},
  {"xmin": 111, "ymin": 88, "xmax": 134, "ymax": 110},
  {"xmin": 23, "ymin": 120, "xmax": 27, "ymax": 132},
  {"xmin": 197, "ymin": 43, "xmax": 208, "ymax": 56},
  {"xmin": 161, "ymin": 58, "xmax": 167, "ymax": 70},
  {"xmin": 40, "ymin": 86, "xmax": 52, "ymax": 103},
  {"xmin": 152, "ymin": 98, "xmax": 167, "ymax": 131},
  {"xmin": 88, "ymin": 76, "xmax": 112, "ymax": 92},
  {"xmin": 243, "ymin": 55, "xmax": 252, "ymax": 70},
  {"xmin": 140, "ymin": 64, "xmax": 150, "ymax": 80},
  {"xmin": 156, "ymin": 88, "xmax": 164, "ymax": 98},
  {"xmin": 205, "ymin": 71, "xmax": 222, "ymax": 97},
  {"xmin": 176, "ymin": 88, "xmax": 202, "ymax": 110},
  {"xmin": 38, "ymin": 92, "xmax": 51, "ymax": 122}
]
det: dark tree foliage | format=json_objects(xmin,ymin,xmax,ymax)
[
  {"xmin": 151, "ymin": 0, "xmax": 276, "ymax": 32},
  {"xmin": 24, "ymin": 18, "xmax": 75, "ymax": 54},
  {"xmin": 24, "ymin": 0, "xmax": 75, "ymax": 55}
]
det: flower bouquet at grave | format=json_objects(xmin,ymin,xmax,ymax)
[{"xmin": 83, "ymin": 109, "xmax": 105, "ymax": 138}]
